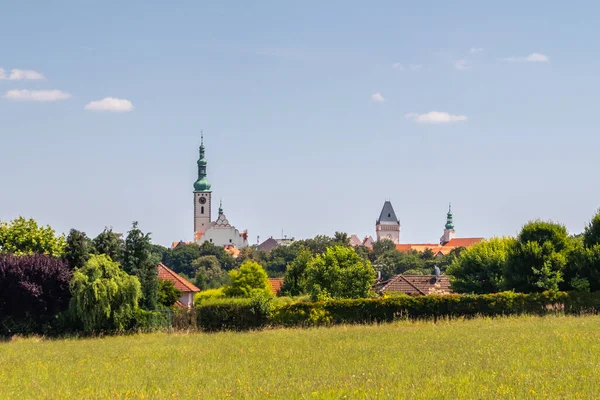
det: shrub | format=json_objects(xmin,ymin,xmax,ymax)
[
  {"xmin": 194, "ymin": 287, "xmax": 226, "ymax": 303},
  {"xmin": 196, "ymin": 294, "xmax": 273, "ymax": 331},
  {"xmin": 158, "ymin": 280, "xmax": 182, "ymax": 308},
  {"xmin": 0, "ymin": 254, "xmax": 72, "ymax": 335}
]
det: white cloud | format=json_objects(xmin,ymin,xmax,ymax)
[
  {"xmin": 392, "ymin": 63, "xmax": 404, "ymax": 70},
  {"xmin": 469, "ymin": 47, "xmax": 484, "ymax": 54},
  {"xmin": 3, "ymin": 89, "xmax": 71, "ymax": 102},
  {"xmin": 7, "ymin": 69, "xmax": 45, "ymax": 80},
  {"xmin": 371, "ymin": 92, "xmax": 385, "ymax": 102},
  {"xmin": 454, "ymin": 59, "xmax": 470, "ymax": 71},
  {"xmin": 503, "ymin": 53, "xmax": 549, "ymax": 63},
  {"xmin": 405, "ymin": 111, "xmax": 467, "ymax": 124},
  {"xmin": 84, "ymin": 97, "xmax": 135, "ymax": 112}
]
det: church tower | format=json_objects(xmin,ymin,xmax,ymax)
[
  {"xmin": 193, "ymin": 134, "xmax": 212, "ymax": 240},
  {"xmin": 376, "ymin": 201, "xmax": 401, "ymax": 244},
  {"xmin": 440, "ymin": 204, "xmax": 455, "ymax": 245}
]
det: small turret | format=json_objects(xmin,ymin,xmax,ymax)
[{"xmin": 194, "ymin": 133, "xmax": 212, "ymax": 192}]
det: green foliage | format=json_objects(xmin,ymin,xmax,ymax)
[
  {"xmin": 196, "ymin": 294, "xmax": 273, "ymax": 331},
  {"xmin": 504, "ymin": 220, "xmax": 572, "ymax": 292},
  {"xmin": 163, "ymin": 243, "xmax": 202, "ymax": 276},
  {"xmin": 447, "ymin": 237, "xmax": 515, "ymax": 294},
  {"xmin": 305, "ymin": 245, "xmax": 376, "ymax": 301},
  {"xmin": 198, "ymin": 241, "xmax": 235, "ymax": 270},
  {"xmin": 281, "ymin": 248, "xmax": 313, "ymax": 296},
  {"xmin": 63, "ymin": 229, "xmax": 90, "ymax": 270},
  {"xmin": 192, "ymin": 255, "xmax": 229, "ymax": 289},
  {"xmin": 0, "ymin": 216, "xmax": 65, "ymax": 256},
  {"xmin": 224, "ymin": 261, "xmax": 272, "ymax": 298},
  {"xmin": 372, "ymin": 239, "xmax": 396, "ymax": 258},
  {"xmin": 194, "ymin": 287, "xmax": 226, "ymax": 303},
  {"xmin": 264, "ymin": 244, "xmax": 298, "ymax": 277},
  {"xmin": 158, "ymin": 280, "xmax": 182, "ymax": 308},
  {"xmin": 123, "ymin": 222, "xmax": 159, "ymax": 310},
  {"xmin": 584, "ymin": 210, "xmax": 600, "ymax": 247},
  {"xmin": 69, "ymin": 254, "xmax": 142, "ymax": 333},
  {"xmin": 92, "ymin": 227, "xmax": 124, "ymax": 262}
]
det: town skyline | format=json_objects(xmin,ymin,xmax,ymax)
[{"xmin": 2, "ymin": 1, "xmax": 600, "ymax": 245}]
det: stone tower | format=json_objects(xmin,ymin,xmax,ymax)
[
  {"xmin": 193, "ymin": 134, "xmax": 212, "ymax": 239},
  {"xmin": 440, "ymin": 204, "xmax": 455, "ymax": 245},
  {"xmin": 376, "ymin": 201, "xmax": 401, "ymax": 244}
]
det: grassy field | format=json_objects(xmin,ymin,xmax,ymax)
[{"xmin": 1, "ymin": 316, "xmax": 600, "ymax": 399}]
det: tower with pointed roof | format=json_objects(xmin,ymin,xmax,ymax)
[
  {"xmin": 193, "ymin": 134, "xmax": 212, "ymax": 239},
  {"xmin": 440, "ymin": 204, "xmax": 456, "ymax": 245},
  {"xmin": 376, "ymin": 201, "xmax": 401, "ymax": 244}
]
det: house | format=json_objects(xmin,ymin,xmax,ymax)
[
  {"xmin": 377, "ymin": 274, "xmax": 452, "ymax": 296},
  {"xmin": 268, "ymin": 278, "xmax": 284, "ymax": 296},
  {"xmin": 157, "ymin": 263, "xmax": 201, "ymax": 308},
  {"xmin": 258, "ymin": 237, "xmax": 295, "ymax": 252},
  {"xmin": 396, "ymin": 237, "xmax": 483, "ymax": 257}
]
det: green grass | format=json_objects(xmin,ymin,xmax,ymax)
[{"xmin": 1, "ymin": 316, "xmax": 600, "ymax": 399}]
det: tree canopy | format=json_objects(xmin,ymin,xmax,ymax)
[
  {"xmin": 224, "ymin": 260, "xmax": 271, "ymax": 298},
  {"xmin": 305, "ymin": 245, "xmax": 375, "ymax": 300},
  {"xmin": 0, "ymin": 217, "xmax": 65, "ymax": 256},
  {"xmin": 69, "ymin": 254, "xmax": 142, "ymax": 333}
]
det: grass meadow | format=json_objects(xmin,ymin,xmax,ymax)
[{"xmin": 1, "ymin": 316, "xmax": 600, "ymax": 399}]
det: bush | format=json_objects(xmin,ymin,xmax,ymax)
[
  {"xmin": 196, "ymin": 294, "xmax": 273, "ymax": 331},
  {"xmin": 194, "ymin": 287, "xmax": 226, "ymax": 303},
  {"xmin": 194, "ymin": 291, "xmax": 600, "ymax": 331},
  {"xmin": 0, "ymin": 254, "xmax": 72, "ymax": 336}
]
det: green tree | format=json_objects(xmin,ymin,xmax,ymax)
[
  {"xmin": 92, "ymin": 227, "xmax": 124, "ymax": 262},
  {"xmin": 447, "ymin": 237, "xmax": 515, "ymax": 294},
  {"xmin": 198, "ymin": 241, "xmax": 236, "ymax": 270},
  {"xmin": 264, "ymin": 245, "xmax": 298, "ymax": 277},
  {"xmin": 123, "ymin": 222, "xmax": 159, "ymax": 310},
  {"xmin": 563, "ymin": 210, "xmax": 600, "ymax": 291},
  {"xmin": 332, "ymin": 231, "xmax": 351, "ymax": 247},
  {"xmin": 583, "ymin": 210, "xmax": 600, "ymax": 248},
  {"xmin": 223, "ymin": 260, "xmax": 271, "ymax": 298},
  {"xmin": 281, "ymin": 248, "xmax": 313, "ymax": 296},
  {"xmin": 374, "ymin": 249, "xmax": 425, "ymax": 280},
  {"xmin": 293, "ymin": 235, "xmax": 335, "ymax": 255},
  {"xmin": 0, "ymin": 216, "xmax": 65, "ymax": 256},
  {"xmin": 192, "ymin": 255, "xmax": 229, "ymax": 289},
  {"xmin": 69, "ymin": 254, "xmax": 141, "ymax": 333},
  {"xmin": 63, "ymin": 229, "xmax": 90, "ymax": 270},
  {"xmin": 372, "ymin": 239, "xmax": 396, "ymax": 259},
  {"xmin": 305, "ymin": 245, "xmax": 376, "ymax": 300},
  {"xmin": 158, "ymin": 280, "xmax": 182, "ymax": 307},
  {"xmin": 164, "ymin": 243, "xmax": 202, "ymax": 276},
  {"xmin": 503, "ymin": 221, "xmax": 572, "ymax": 292}
]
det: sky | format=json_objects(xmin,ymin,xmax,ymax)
[{"xmin": 2, "ymin": 1, "xmax": 600, "ymax": 246}]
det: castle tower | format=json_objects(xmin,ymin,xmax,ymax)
[
  {"xmin": 376, "ymin": 201, "xmax": 400, "ymax": 244},
  {"xmin": 440, "ymin": 203, "xmax": 455, "ymax": 245},
  {"xmin": 193, "ymin": 134, "xmax": 212, "ymax": 239}
]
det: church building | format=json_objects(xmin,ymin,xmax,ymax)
[
  {"xmin": 192, "ymin": 136, "xmax": 248, "ymax": 248},
  {"xmin": 369, "ymin": 201, "xmax": 483, "ymax": 256}
]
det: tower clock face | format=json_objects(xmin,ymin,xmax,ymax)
[{"xmin": 199, "ymin": 197, "xmax": 207, "ymax": 204}]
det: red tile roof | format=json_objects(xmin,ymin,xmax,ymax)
[
  {"xmin": 268, "ymin": 278, "xmax": 284, "ymax": 295},
  {"xmin": 443, "ymin": 237, "xmax": 484, "ymax": 247},
  {"xmin": 379, "ymin": 274, "xmax": 452, "ymax": 295},
  {"xmin": 396, "ymin": 237, "xmax": 483, "ymax": 255},
  {"xmin": 157, "ymin": 263, "xmax": 200, "ymax": 293}
]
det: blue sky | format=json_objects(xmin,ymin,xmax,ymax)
[{"xmin": 2, "ymin": 1, "xmax": 600, "ymax": 246}]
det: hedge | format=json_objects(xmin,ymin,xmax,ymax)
[{"xmin": 194, "ymin": 291, "xmax": 600, "ymax": 331}]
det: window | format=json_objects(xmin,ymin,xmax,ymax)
[
  {"xmin": 201, "ymin": 206, "xmax": 204, "ymax": 214},
  {"xmin": 210, "ymin": 239, "xmax": 213, "ymax": 242},
  {"xmin": 229, "ymin": 239, "xmax": 232, "ymax": 243}
]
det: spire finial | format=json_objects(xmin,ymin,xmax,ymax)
[
  {"xmin": 219, "ymin": 198, "xmax": 223, "ymax": 214},
  {"xmin": 449, "ymin": 202, "xmax": 452, "ymax": 213},
  {"xmin": 201, "ymin": 130, "xmax": 204, "ymax": 145}
]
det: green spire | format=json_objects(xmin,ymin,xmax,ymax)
[
  {"xmin": 218, "ymin": 199, "xmax": 223, "ymax": 215},
  {"xmin": 445, "ymin": 203, "xmax": 454, "ymax": 230},
  {"xmin": 193, "ymin": 132, "xmax": 212, "ymax": 192}
]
